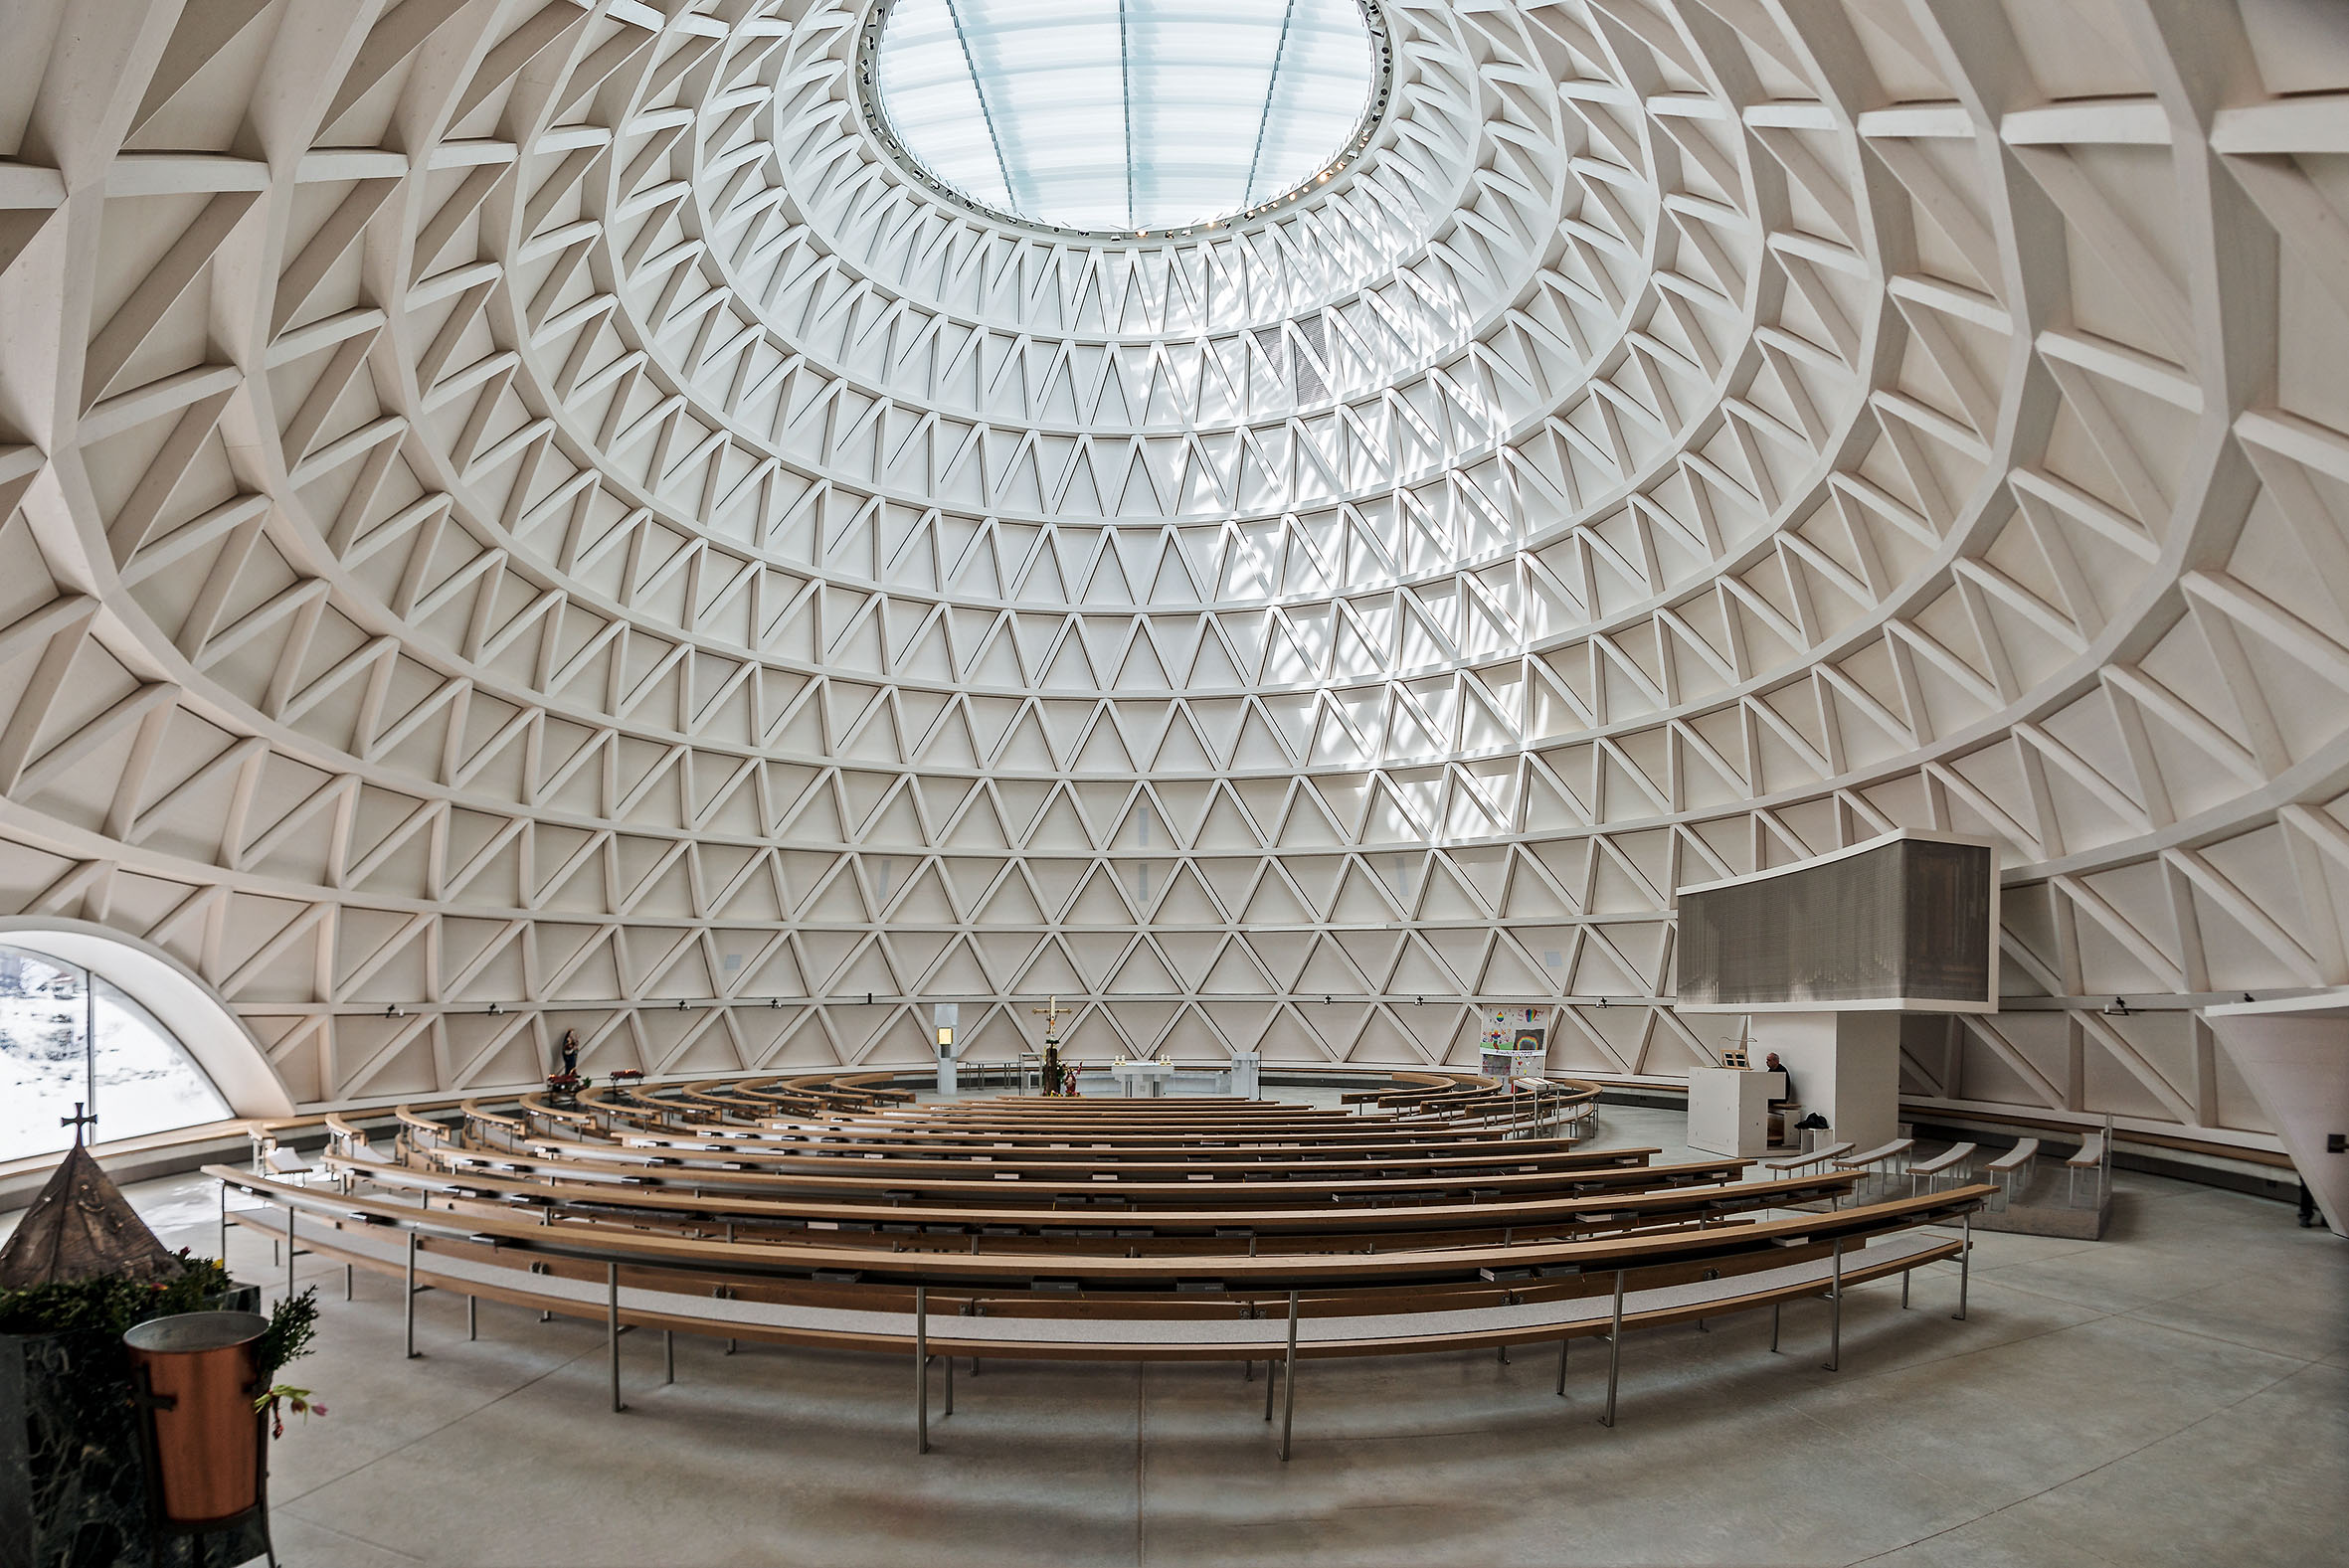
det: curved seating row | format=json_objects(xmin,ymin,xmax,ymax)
[{"xmin": 215, "ymin": 1078, "xmax": 1985, "ymax": 1458}]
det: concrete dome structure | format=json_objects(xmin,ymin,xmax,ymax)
[
  {"xmin": 1, "ymin": 6, "xmax": 2345, "ymax": 1567},
  {"xmin": 4, "ymin": 0, "xmax": 2348, "ymax": 1156}
]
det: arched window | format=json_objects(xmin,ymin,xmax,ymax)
[{"xmin": 0, "ymin": 945, "xmax": 231, "ymax": 1158}]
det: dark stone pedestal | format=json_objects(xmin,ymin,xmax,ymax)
[{"xmin": 2, "ymin": 1288, "xmax": 271, "ymax": 1568}]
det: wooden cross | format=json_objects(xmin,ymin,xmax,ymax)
[
  {"xmin": 1031, "ymin": 994, "xmax": 1072, "ymax": 1042},
  {"xmin": 61, "ymin": 1101, "xmax": 95, "ymax": 1144}
]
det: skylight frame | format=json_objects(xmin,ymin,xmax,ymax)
[{"xmin": 852, "ymin": 0, "xmax": 1395, "ymax": 244}]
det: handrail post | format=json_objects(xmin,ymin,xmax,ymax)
[
  {"xmin": 404, "ymin": 1231, "xmax": 417, "ymax": 1359},
  {"xmin": 1954, "ymin": 1209, "xmax": 1971, "ymax": 1320},
  {"xmin": 1823, "ymin": 1237, "xmax": 1843, "ymax": 1371},
  {"xmin": 1279, "ymin": 1289, "xmax": 1300, "ymax": 1461},
  {"xmin": 1599, "ymin": 1269, "xmax": 1625, "ymax": 1427},
  {"xmin": 915, "ymin": 1284, "xmax": 929, "ymax": 1454},
  {"xmin": 2100, "ymin": 1112, "xmax": 2114, "ymax": 1207},
  {"xmin": 608, "ymin": 1262, "xmax": 624, "ymax": 1412}
]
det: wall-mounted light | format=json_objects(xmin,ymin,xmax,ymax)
[{"xmin": 936, "ymin": 1026, "xmax": 954, "ymax": 1049}]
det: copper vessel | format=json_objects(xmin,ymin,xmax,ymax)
[{"xmin": 123, "ymin": 1309, "xmax": 268, "ymax": 1525}]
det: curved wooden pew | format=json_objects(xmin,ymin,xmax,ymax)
[
  {"xmin": 417, "ymin": 1142, "xmax": 1749, "ymax": 1209},
  {"xmin": 216, "ymin": 1160, "xmax": 1978, "ymax": 1301},
  {"xmin": 554, "ymin": 1130, "xmax": 1638, "ymax": 1178},
  {"xmin": 327, "ymin": 1154, "xmax": 1859, "ymax": 1254},
  {"xmin": 211, "ymin": 1084, "xmax": 1987, "ymax": 1456}
]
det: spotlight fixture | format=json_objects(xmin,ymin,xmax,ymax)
[
  {"xmin": 486, "ymin": 1002, "xmax": 502, "ymax": 1016},
  {"xmin": 384, "ymin": 1004, "xmax": 404, "ymax": 1018},
  {"xmin": 2243, "ymin": 992, "xmax": 2256, "ymax": 1003},
  {"xmin": 677, "ymin": 999, "xmax": 690, "ymax": 1010},
  {"xmin": 2102, "ymin": 996, "xmax": 2131, "ymax": 1016}
]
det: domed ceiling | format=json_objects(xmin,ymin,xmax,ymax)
[{"xmin": 0, "ymin": 0, "xmax": 2345, "ymax": 1152}]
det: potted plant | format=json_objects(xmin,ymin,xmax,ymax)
[
  {"xmin": 122, "ymin": 1289, "xmax": 322, "ymax": 1554},
  {"xmin": 0, "ymin": 1254, "xmax": 276, "ymax": 1568},
  {"xmin": 0, "ymin": 1140, "xmax": 320, "ymax": 1568}
]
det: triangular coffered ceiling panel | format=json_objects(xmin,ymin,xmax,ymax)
[{"xmin": 0, "ymin": 0, "xmax": 2336, "ymax": 1153}]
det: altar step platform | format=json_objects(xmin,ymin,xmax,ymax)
[
  {"xmin": 1968, "ymin": 1163, "xmax": 2110, "ymax": 1240},
  {"xmin": 1760, "ymin": 1135, "xmax": 2110, "ymax": 1240},
  {"xmin": 1081, "ymin": 1065, "xmax": 1236, "ymax": 1099}
]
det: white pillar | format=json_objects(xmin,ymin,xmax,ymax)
[
  {"xmin": 2208, "ymin": 1013, "xmax": 2349, "ymax": 1237},
  {"xmin": 933, "ymin": 1003, "xmax": 960, "ymax": 1095},
  {"xmin": 1229, "ymin": 1052, "xmax": 1260, "ymax": 1099},
  {"xmin": 1745, "ymin": 1011, "xmax": 1901, "ymax": 1151}
]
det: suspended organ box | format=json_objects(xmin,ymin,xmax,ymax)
[{"xmin": 1675, "ymin": 832, "xmax": 1999, "ymax": 1012}]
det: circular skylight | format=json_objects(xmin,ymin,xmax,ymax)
[{"xmin": 863, "ymin": 0, "xmax": 1388, "ymax": 237}]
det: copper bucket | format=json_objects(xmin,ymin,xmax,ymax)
[{"xmin": 123, "ymin": 1309, "xmax": 268, "ymax": 1526}]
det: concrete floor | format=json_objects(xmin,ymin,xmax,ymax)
[{"xmin": 9, "ymin": 1104, "xmax": 2345, "ymax": 1567}]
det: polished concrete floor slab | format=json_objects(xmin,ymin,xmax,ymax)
[{"xmin": 8, "ymin": 1105, "xmax": 2342, "ymax": 1567}]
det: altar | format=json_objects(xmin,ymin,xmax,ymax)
[{"xmin": 1109, "ymin": 1058, "xmax": 1175, "ymax": 1097}]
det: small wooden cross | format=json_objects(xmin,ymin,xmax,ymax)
[{"xmin": 61, "ymin": 1101, "xmax": 96, "ymax": 1144}]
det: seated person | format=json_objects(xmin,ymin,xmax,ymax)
[{"xmin": 1764, "ymin": 1051, "xmax": 1800, "ymax": 1144}]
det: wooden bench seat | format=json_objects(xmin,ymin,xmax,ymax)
[
  {"xmin": 2066, "ymin": 1134, "xmax": 2106, "ymax": 1204},
  {"xmin": 1762, "ymin": 1141, "xmax": 1853, "ymax": 1175},
  {"xmin": 1831, "ymin": 1139, "xmax": 1914, "ymax": 1198},
  {"xmin": 742, "ymin": 1118, "xmax": 1583, "ymax": 1148},
  {"xmin": 328, "ymin": 1155, "xmax": 1858, "ymax": 1250},
  {"xmin": 420, "ymin": 1143, "xmax": 1749, "ymax": 1209},
  {"xmin": 225, "ymin": 1085, "xmax": 1981, "ymax": 1460},
  {"xmin": 216, "ymin": 1164, "xmax": 1983, "ymax": 1296},
  {"xmin": 531, "ymin": 1129, "xmax": 1633, "ymax": 1175},
  {"xmin": 220, "ymin": 1167, "xmax": 1980, "ymax": 1457},
  {"xmin": 1906, "ymin": 1143, "xmax": 1977, "ymax": 1192},
  {"xmin": 267, "ymin": 1204, "xmax": 1955, "ymax": 1359},
  {"xmin": 1984, "ymin": 1139, "xmax": 2038, "ymax": 1205}
]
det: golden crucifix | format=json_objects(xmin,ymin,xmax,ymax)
[{"xmin": 1031, "ymin": 994, "xmax": 1072, "ymax": 1042}]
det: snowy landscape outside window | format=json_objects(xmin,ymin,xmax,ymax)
[{"xmin": 0, "ymin": 945, "xmax": 231, "ymax": 1160}]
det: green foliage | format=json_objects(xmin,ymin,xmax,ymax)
[
  {"xmin": 253, "ymin": 1287, "xmax": 319, "ymax": 1383},
  {"xmin": 0, "ymin": 1250, "xmax": 232, "ymax": 1338},
  {"xmin": 0, "ymin": 1257, "xmax": 321, "ymax": 1380}
]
